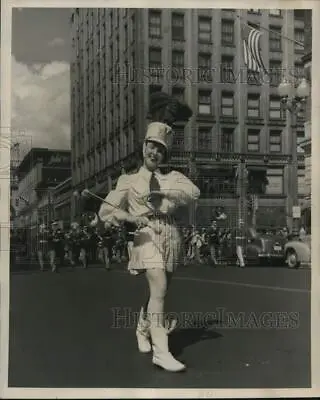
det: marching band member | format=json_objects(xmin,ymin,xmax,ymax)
[
  {"xmin": 37, "ymin": 222, "xmax": 48, "ymax": 271},
  {"xmin": 236, "ymin": 218, "xmax": 246, "ymax": 268},
  {"xmin": 50, "ymin": 221, "xmax": 65, "ymax": 272},
  {"xmin": 100, "ymin": 222, "xmax": 113, "ymax": 270},
  {"xmin": 99, "ymin": 92, "xmax": 200, "ymax": 372},
  {"xmin": 48, "ymin": 221, "xmax": 59, "ymax": 272},
  {"xmin": 79, "ymin": 225, "xmax": 90, "ymax": 268}
]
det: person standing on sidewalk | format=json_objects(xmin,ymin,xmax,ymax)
[{"xmin": 235, "ymin": 219, "xmax": 246, "ymax": 268}]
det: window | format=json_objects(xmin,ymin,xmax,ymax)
[
  {"xmin": 221, "ymin": 19, "xmax": 234, "ymax": 46},
  {"xmin": 149, "ymin": 10, "xmax": 161, "ymax": 38},
  {"xmin": 248, "ymin": 9, "xmax": 260, "ymax": 13},
  {"xmin": 172, "ymin": 13, "xmax": 184, "ymax": 41},
  {"xmin": 198, "ymin": 17, "xmax": 212, "ymax": 43},
  {"xmin": 198, "ymin": 90, "xmax": 212, "ymax": 115},
  {"xmin": 97, "ymin": 29, "xmax": 101, "ymax": 49},
  {"xmin": 269, "ymin": 130, "xmax": 282, "ymax": 152},
  {"xmin": 297, "ymin": 130, "xmax": 305, "ymax": 144},
  {"xmin": 266, "ymin": 168, "xmax": 283, "ymax": 195},
  {"xmin": 109, "ymin": 43, "xmax": 113, "ymax": 68},
  {"xmin": 269, "ymin": 9, "xmax": 281, "ymax": 16},
  {"xmin": 124, "ymin": 130, "xmax": 130, "ymax": 155},
  {"xmin": 130, "ymin": 89, "xmax": 135, "ymax": 116},
  {"xmin": 269, "ymin": 96, "xmax": 285, "ymax": 119},
  {"xmin": 269, "ymin": 60, "xmax": 282, "ymax": 86},
  {"xmin": 247, "ymin": 129, "xmax": 260, "ymax": 152},
  {"xmin": 117, "ymin": 136, "xmax": 121, "ymax": 160},
  {"xmin": 149, "ymin": 47, "xmax": 162, "ymax": 69},
  {"xmin": 172, "ymin": 126, "xmax": 185, "ymax": 150},
  {"xmin": 221, "ymin": 55, "xmax": 234, "ymax": 82},
  {"xmin": 221, "ymin": 92, "xmax": 234, "ymax": 117},
  {"xmin": 131, "ymin": 14, "xmax": 135, "ymax": 43},
  {"xmin": 124, "ymin": 94, "xmax": 128, "ymax": 121},
  {"xmin": 172, "ymin": 86, "xmax": 185, "ymax": 102},
  {"xmin": 294, "ymin": 29, "xmax": 304, "ymax": 51},
  {"xmin": 109, "ymin": 10, "xmax": 113, "ymax": 33},
  {"xmin": 198, "ymin": 127, "xmax": 212, "ymax": 151},
  {"xmin": 298, "ymin": 168, "xmax": 306, "ymax": 195},
  {"xmin": 198, "ymin": 53, "xmax": 212, "ymax": 82},
  {"xmin": 220, "ymin": 128, "xmax": 234, "ymax": 152},
  {"xmin": 293, "ymin": 63, "xmax": 304, "ymax": 80},
  {"xmin": 172, "ymin": 50, "xmax": 184, "ymax": 78},
  {"xmin": 124, "ymin": 24, "xmax": 128, "ymax": 49},
  {"xmin": 294, "ymin": 10, "xmax": 305, "ymax": 21},
  {"xmin": 269, "ymin": 26, "xmax": 282, "ymax": 51},
  {"xmin": 247, "ymin": 94, "xmax": 260, "ymax": 118}
]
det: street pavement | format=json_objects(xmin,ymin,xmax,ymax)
[{"xmin": 8, "ymin": 262, "xmax": 311, "ymax": 389}]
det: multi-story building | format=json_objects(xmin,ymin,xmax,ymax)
[
  {"xmin": 14, "ymin": 148, "xmax": 71, "ymax": 253},
  {"xmin": 70, "ymin": 8, "xmax": 306, "ymax": 228},
  {"xmin": 300, "ymin": 10, "xmax": 311, "ymax": 197},
  {"xmin": 52, "ymin": 177, "xmax": 72, "ymax": 225},
  {"xmin": 298, "ymin": 9, "xmax": 311, "ymax": 230}
]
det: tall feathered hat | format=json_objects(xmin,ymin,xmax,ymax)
[{"xmin": 144, "ymin": 121, "xmax": 172, "ymax": 151}]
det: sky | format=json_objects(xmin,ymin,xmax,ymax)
[{"xmin": 11, "ymin": 8, "xmax": 71, "ymax": 152}]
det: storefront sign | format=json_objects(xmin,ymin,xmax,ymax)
[{"xmin": 48, "ymin": 154, "xmax": 70, "ymax": 165}]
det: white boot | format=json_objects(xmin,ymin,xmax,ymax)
[
  {"xmin": 136, "ymin": 307, "xmax": 151, "ymax": 353},
  {"xmin": 150, "ymin": 325, "xmax": 186, "ymax": 372}
]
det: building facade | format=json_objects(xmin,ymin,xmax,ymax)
[
  {"xmin": 70, "ymin": 8, "xmax": 306, "ymax": 228},
  {"xmin": 14, "ymin": 148, "xmax": 71, "ymax": 253},
  {"xmin": 52, "ymin": 177, "xmax": 72, "ymax": 226},
  {"xmin": 300, "ymin": 10, "xmax": 311, "ymax": 200}
]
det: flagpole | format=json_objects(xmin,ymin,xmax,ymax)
[
  {"xmin": 236, "ymin": 10, "xmax": 246, "ymax": 230},
  {"xmin": 235, "ymin": 13, "xmax": 304, "ymax": 48}
]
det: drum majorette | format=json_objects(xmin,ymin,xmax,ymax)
[{"xmin": 99, "ymin": 92, "xmax": 200, "ymax": 372}]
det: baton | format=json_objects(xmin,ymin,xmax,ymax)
[{"xmin": 81, "ymin": 189, "xmax": 162, "ymax": 234}]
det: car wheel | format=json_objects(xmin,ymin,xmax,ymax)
[{"xmin": 286, "ymin": 250, "xmax": 300, "ymax": 269}]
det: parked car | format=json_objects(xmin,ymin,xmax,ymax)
[
  {"xmin": 284, "ymin": 235, "xmax": 311, "ymax": 268},
  {"xmin": 245, "ymin": 229, "xmax": 286, "ymax": 266}
]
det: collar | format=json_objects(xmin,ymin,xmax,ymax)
[{"xmin": 138, "ymin": 165, "xmax": 162, "ymax": 179}]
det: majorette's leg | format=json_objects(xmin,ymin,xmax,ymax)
[{"xmin": 146, "ymin": 269, "xmax": 186, "ymax": 372}]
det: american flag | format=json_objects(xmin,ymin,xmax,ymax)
[{"xmin": 243, "ymin": 25, "xmax": 267, "ymax": 74}]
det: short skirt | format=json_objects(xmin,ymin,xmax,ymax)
[{"xmin": 128, "ymin": 216, "xmax": 182, "ymax": 275}]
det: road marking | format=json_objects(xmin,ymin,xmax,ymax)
[{"xmin": 113, "ymin": 269, "xmax": 310, "ymax": 294}]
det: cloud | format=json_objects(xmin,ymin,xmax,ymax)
[
  {"xmin": 48, "ymin": 37, "xmax": 65, "ymax": 47},
  {"xmin": 11, "ymin": 56, "xmax": 70, "ymax": 154}
]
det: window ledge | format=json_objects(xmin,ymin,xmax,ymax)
[
  {"xmin": 198, "ymin": 40, "xmax": 213, "ymax": 45},
  {"xmin": 246, "ymin": 117, "xmax": 265, "ymax": 125}
]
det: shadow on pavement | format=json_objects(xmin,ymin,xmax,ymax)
[{"xmin": 169, "ymin": 317, "xmax": 223, "ymax": 358}]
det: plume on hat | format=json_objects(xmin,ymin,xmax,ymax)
[{"xmin": 147, "ymin": 91, "xmax": 193, "ymax": 125}]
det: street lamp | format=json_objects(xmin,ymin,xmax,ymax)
[{"xmin": 277, "ymin": 77, "xmax": 310, "ymax": 236}]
